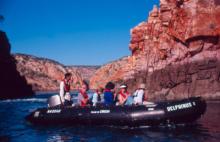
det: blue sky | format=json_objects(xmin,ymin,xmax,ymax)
[{"xmin": 0, "ymin": 0, "xmax": 159, "ymax": 65}]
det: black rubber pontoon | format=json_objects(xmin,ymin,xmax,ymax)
[{"xmin": 26, "ymin": 97, "xmax": 206, "ymax": 126}]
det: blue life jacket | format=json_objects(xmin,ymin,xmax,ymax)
[{"xmin": 104, "ymin": 91, "xmax": 114, "ymax": 105}]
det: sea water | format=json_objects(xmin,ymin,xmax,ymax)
[{"xmin": 0, "ymin": 94, "xmax": 219, "ymax": 142}]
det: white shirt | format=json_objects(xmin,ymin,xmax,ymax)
[
  {"xmin": 133, "ymin": 89, "xmax": 144, "ymax": 104},
  {"xmin": 59, "ymin": 81, "xmax": 65, "ymax": 103},
  {"xmin": 92, "ymin": 93, "xmax": 98, "ymax": 106}
]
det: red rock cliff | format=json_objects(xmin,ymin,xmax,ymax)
[
  {"xmin": 66, "ymin": 66, "xmax": 100, "ymax": 82},
  {"xmin": 14, "ymin": 54, "xmax": 83, "ymax": 92},
  {"xmin": 90, "ymin": 0, "xmax": 220, "ymax": 100}
]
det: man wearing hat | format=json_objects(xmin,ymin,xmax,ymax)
[
  {"xmin": 133, "ymin": 83, "xmax": 146, "ymax": 105},
  {"xmin": 117, "ymin": 84, "xmax": 130, "ymax": 105}
]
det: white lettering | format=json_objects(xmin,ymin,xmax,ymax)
[
  {"xmin": 167, "ymin": 102, "xmax": 192, "ymax": 112},
  {"xmin": 91, "ymin": 111, "xmax": 99, "ymax": 114},
  {"xmin": 148, "ymin": 108, "xmax": 155, "ymax": 111},
  {"xmin": 100, "ymin": 110, "xmax": 110, "ymax": 113},
  {"xmin": 47, "ymin": 109, "xmax": 61, "ymax": 113},
  {"xmin": 91, "ymin": 110, "xmax": 110, "ymax": 114},
  {"xmin": 34, "ymin": 111, "xmax": 40, "ymax": 117}
]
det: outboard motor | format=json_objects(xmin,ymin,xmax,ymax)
[{"xmin": 48, "ymin": 95, "xmax": 62, "ymax": 107}]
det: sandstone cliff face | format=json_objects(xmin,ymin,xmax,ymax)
[
  {"xmin": 91, "ymin": 57, "xmax": 133, "ymax": 89},
  {"xmin": 66, "ymin": 66, "xmax": 100, "ymax": 82},
  {"xmin": 14, "ymin": 54, "xmax": 83, "ymax": 91},
  {"xmin": 90, "ymin": 0, "xmax": 220, "ymax": 100},
  {"xmin": 0, "ymin": 31, "xmax": 34, "ymax": 99}
]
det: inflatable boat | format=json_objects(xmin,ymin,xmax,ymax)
[{"xmin": 26, "ymin": 97, "xmax": 206, "ymax": 127}]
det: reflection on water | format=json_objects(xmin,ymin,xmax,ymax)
[
  {"xmin": 0, "ymin": 95, "xmax": 219, "ymax": 142},
  {"xmin": 44, "ymin": 124, "xmax": 220, "ymax": 142}
]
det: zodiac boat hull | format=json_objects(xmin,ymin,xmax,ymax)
[{"xmin": 26, "ymin": 97, "xmax": 206, "ymax": 126}]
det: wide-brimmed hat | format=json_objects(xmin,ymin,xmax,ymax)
[
  {"xmin": 119, "ymin": 84, "xmax": 127, "ymax": 89},
  {"xmin": 139, "ymin": 83, "xmax": 146, "ymax": 89}
]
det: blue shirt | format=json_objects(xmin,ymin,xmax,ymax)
[
  {"xmin": 104, "ymin": 91, "xmax": 114, "ymax": 105},
  {"xmin": 125, "ymin": 96, "xmax": 134, "ymax": 105}
]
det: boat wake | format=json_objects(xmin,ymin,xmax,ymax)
[
  {"xmin": 0, "ymin": 95, "xmax": 78, "ymax": 104},
  {"xmin": 0, "ymin": 98, "xmax": 47, "ymax": 103}
]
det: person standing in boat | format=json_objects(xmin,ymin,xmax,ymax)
[
  {"xmin": 117, "ymin": 84, "xmax": 130, "ymax": 105},
  {"xmin": 133, "ymin": 83, "xmax": 146, "ymax": 105},
  {"xmin": 92, "ymin": 87, "xmax": 104, "ymax": 106},
  {"xmin": 59, "ymin": 73, "xmax": 72, "ymax": 105},
  {"xmin": 104, "ymin": 82, "xmax": 116, "ymax": 106},
  {"xmin": 78, "ymin": 81, "xmax": 89, "ymax": 107}
]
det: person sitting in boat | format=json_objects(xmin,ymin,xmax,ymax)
[
  {"xmin": 104, "ymin": 82, "xmax": 116, "ymax": 106},
  {"xmin": 59, "ymin": 72, "xmax": 72, "ymax": 105},
  {"xmin": 116, "ymin": 84, "xmax": 130, "ymax": 105},
  {"xmin": 133, "ymin": 83, "xmax": 146, "ymax": 105},
  {"xmin": 92, "ymin": 87, "xmax": 104, "ymax": 106},
  {"xmin": 78, "ymin": 81, "xmax": 89, "ymax": 107}
]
